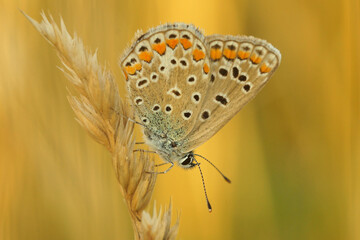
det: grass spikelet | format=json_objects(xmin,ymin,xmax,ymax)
[
  {"xmin": 23, "ymin": 11, "xmax": 179, "ymax": 240},
  {"xmin": 142, "ymin": 201, "xmax": 180, "ymax": 240}
]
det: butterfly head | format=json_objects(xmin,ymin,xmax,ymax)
[{"xmin": 177, "ymin": 151, "xmax": 197, "ymax": 169}]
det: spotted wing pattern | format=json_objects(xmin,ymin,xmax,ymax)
[
  {"xmin": 120, "ymin": 24, "xmax": 211, "ymax": 143},
  {"xmin": 183, "ymin": 34, "xmax": 281, "ymax": 152}
]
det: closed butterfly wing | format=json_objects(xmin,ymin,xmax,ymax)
[
  {"xmin": 183, "ymin": 35, "xmax": 281, "ymax": 152},
  {"xmin": 120, "ymin": 24, "xmax": 212, "ymax": 159}
]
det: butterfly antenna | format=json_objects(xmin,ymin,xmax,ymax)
[
  {"xmin": 193, "ymin": 154, "xmax": 231, "ymax": 183},
  {"xmin": 192, "ymin": 158, "xmax": 212, "ymax": 212}
]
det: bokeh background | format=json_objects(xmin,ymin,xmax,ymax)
[{"xmin": 1, "ymin": 0, "xmax": 359, "ymax": 239}]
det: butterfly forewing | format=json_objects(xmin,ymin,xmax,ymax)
[
  {"xmin": 120, "ymin": 24, "xmax": 211, "ymax": 143},
  {"xmin": 183, "ymin": 35, "xmax": 281, "ymax": 152}
]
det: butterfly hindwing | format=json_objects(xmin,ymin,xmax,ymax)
[
  {"xmin": 183, "ymin": 35, "xmax": 281, "ymax": 152},
  {"xmin": 120, "ymin": 24, "xmax": 211, "ymax": 143}
]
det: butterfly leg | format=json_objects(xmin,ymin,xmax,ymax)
[
  {"xmin": 146, "ymin": 162, "xmax": 174, "ymax": 174},
  {"xmin": 155, "ymin": 162, "xmax": 168, "ymax": 167},
  {"xmin": 156, "ymin": 162, "xmax": 174, "ymax": 174}
]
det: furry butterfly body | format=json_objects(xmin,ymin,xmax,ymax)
[{"xmin": 120, "ymin": 23, "xmax": 281, "ymax": 170}]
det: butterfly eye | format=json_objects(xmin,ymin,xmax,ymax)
[
  {"xmin": 179, "ymin": 154, "xmax": 193, "ymax": 167},
  {"xmin": 181, "ymin": 157, "xmax": 191, "ymax": 165}
]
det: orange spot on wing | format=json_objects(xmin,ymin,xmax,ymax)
[
  {"xmin": 124, "ymin": 66, "xmax": 136, "ymax": 75},
  {"xmin": 138, "ymin": 51, "xmax": 153, "ymax": 63},
  {"xmin": 122, "ymin": 69, "xmax": 128, "ymax": 81},
  {"xmin": 238, "ymin": 51, "xmax": 250, "ymax": 60},
  {"xmin": 250, "ymin": 54, "xmax": 262, "ymax": 64},
  {"xmin": 210, "ymin": 49, "xmax": 222, "ymax": 60},
  {"xmin": 203, "ymin": 63, "xmax": 209, "ymax": 74},
  {"xmin": 192, "ymin": 49, "xmax": 205, "ymax": 61},
  {"xmin": 166, "ymin": 39, "xmax": 179, "ymax": 49},
  {"xmin": 180, "ymin": 38, "xmax": 192, "ymax": 49},
  {"xmin": 134, "ymin": 63, "xmax": 142, "ymax": 71},
  {"xmin": 223, "ymin": 48, "xmax": 236, "ymax": 60},
  {"xmin": 260, "ymin": 64, "xmax": 272, "ymax": 73},
  {"xmin": 152, "ymin": 43, "xmax": 166, "ymax": 55}
]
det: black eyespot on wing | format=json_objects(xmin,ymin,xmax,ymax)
[
  {"xmin": 228, "ymin": 45, "xmax": 236, "ymax": 50},
  {"xmin": 232, "ymin": 67, "xmax": 239, "ymax": 78},
  {"xmin": 193, "ymin": 94, "xmax": 200, "ymax": 102},
  {"xmin": 171, "ymin": 59, "xmax": 177, "ymax": 64},
  {"xmin": 153, "ymin": 105, "xmax": 160, "ymax": 111},
  {"xmin": 210, "ymin": 74, "xmax": 215, "ymax": 83},
  {"xmin": 131, "ymin": 58, "xmax": 136, "ymax": 63},
  {"xmin": 135, "ymin": 98, "xmax": 142, "ymax": 105},
  {"xmin": 169, "ymin": 34, "xmax": 177, "ymax": 38},
  {"xmin": 160, "ymin": 66, "xmax": 165, "ymax": 71},
  {"xmin": 154, "ymin": 38, "xmax": 161, "ymax": 43},
  {"xmin": 139, "ymin": 46, "xmax": 148, "ymax": 51},
  {"xmin": 243, "ymin": 84, "xmax": 251, "ymax": 92},
  {"xmin": 238, "ymin": 74, "xmax": 247, "ymax": 82},
  {"xmin": 215, "ymin": 95, "xmax": 228, "ymax": 106},
  {"xmin": 188, "ymin": 76, "xmax": 195, "ymax": 82},
  {"xmin": 165, "ymin": 106, "xmax": 172, "ymax": 112},
  {"xmin": 137, "ymin": 79, "xmax": 148, "ymax": 87},
  {"xmin": 172, "ymin": 90, "xmax": 181, "ymax": 96},
  {"xmin": 183, "ymin": 112, "xmax": 191, "ymax": 118},
  {"xmin": 182, "ymin": 34, "xmax": 190, "ymax": 39},
  {"xmin": 180, "ymin": 60, "xmax": 187, "ymax": 66},
  {"xmin": 125, "ymin": 62, "xmax": 131, "ymax": 66},
  {"xmin": 219, "ymin": 68, "xmax": 228, "ymax": 77},
  {"xmin": 212, "ymin": 44, "xmax": 221, "ymax": 49},
  {"xmin": 201, "ymin": 111, "xmax": 210, "ymax": 120}
]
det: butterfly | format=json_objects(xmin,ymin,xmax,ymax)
[{"xmin": 120, "ymin": 23, "xmax": 281, "ymax": 211}]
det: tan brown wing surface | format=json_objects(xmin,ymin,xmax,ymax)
[
  {"xmin": 120, "ymin": 24, "xmax": 211, "ymax": 142},
  {"xmin": 182, "ymin": 35, "xmax": 281, "ymax": 152}
]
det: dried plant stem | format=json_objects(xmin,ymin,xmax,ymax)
[{"xmin": 23, "ymin": 11, "xmax": 179, "ymax": 240}]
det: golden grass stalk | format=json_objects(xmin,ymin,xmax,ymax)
[{"xmin": 23, "ymin": 11, "xmax": 179, "ymax": 240}]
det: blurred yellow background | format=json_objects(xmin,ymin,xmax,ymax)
[{"xmin": 1, "ymin": 0, "xmax": 359, "ymax": 239}]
